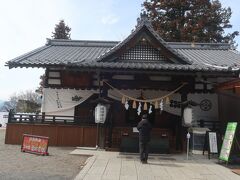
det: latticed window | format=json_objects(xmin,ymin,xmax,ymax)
[{"xmin": 119, "ymin": 40, "xmax": 168, "ymax": 61}]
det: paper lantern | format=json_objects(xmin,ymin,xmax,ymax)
[
  {"xmin": 183, "ymin": 107, "xmax": 193, "ymax": 127},
  {"xmin": 95, "ymin": 104, "xmax": 107, "ymax": 124}
]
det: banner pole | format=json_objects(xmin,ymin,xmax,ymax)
[
  {"xmin": 187, "ymin": 132, "xmax": 190, "ymax": 160},
  {"xmin": 96, "ymin": 123, "xmax": 99, "ymax": 148}
]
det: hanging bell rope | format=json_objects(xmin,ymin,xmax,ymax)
[{"xmin": 103, "ymin": 80, "xmax": 187, "ymax": 103}]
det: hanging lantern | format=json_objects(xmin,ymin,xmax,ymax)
[
  {"xmin": 94, "ymin": 103, "xmax": 107, "ymax": 124},
  {"xmin": 183, "ymin": 106, "xmax": 193, "ymax": 127},
  {"xmin": 165, "ymin": 96, "xmax": 170, "ymax": 104},
  {"xmin": 121, "ymin": 96, "xmax": 126, "ymax": 104},
  {"xmin": 154, "ymin": 101, "xmax": 159, "ymax": 109},
  {"xmin": 132, "ymin": 101, "xmax": 137, "ymax": 109},
  {"xmin": 144, "ymin": 102, "xmax": 148, "ymax": 111},
  {"xmin": 137, "ymin": 102, "xmax": 142, "ymax": 115},
  {"xmin": 148, "ymin": 105, "xmax": 153, "ymax": 114},
  {"xmin": 125, "ymin": 100, "xmax": 129, "ymax": 110}
]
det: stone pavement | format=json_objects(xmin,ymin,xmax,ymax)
[{"xmin": 71, "ymin": 149, "xmax": 240, "ymax": 180}]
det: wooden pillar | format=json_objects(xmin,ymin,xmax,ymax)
[
  {"xmin": 42, "ymin": 112, "xmax": 45, "ymax": 123},
  {"xmin": 97, "ymin": 71, "xmax": 106, "ymax": 149},
  {"xmin": 180, "ymin": 93, "xmax": 188, "ymax": 151},
  {"xmin": 176, "ymin": 80, "xmax": 189, "ymax": 151},
  {"xmin": 7, "ymin": 109, "xmax": 13, "ymax": 123}
]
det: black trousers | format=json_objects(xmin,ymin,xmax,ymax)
[{"xmin": 139, "ymin": 141, "xmax": 149, "ymax": 161}]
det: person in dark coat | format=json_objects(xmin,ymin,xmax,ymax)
[{"xmin": 137, "ymin": 114, "xmax": 152, "ymax": 163}]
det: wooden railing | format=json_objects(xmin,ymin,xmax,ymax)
[{"xmin": 8, "ymin": 112, "xmax": 95, "ymax": 125}]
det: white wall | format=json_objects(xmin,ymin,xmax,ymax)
[{"xmin": 188, "ymin": 93, "xmax": 218, "ymax": 123}]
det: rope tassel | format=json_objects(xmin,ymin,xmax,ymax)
[
  {"xmin": 144, "ymin": 102, "xmax": 148, "ymax": 111},
  {"xmin": 155, "ymin": 101, "xmax": 159, "ymax": 109},
  {"xmin": 121, "ymin": 96, "xmax": 126, "ymax": 104},
  {"xmin": 132, "ymin": 101, "xmax": 136, "ymax": 109},
  {"xmin": 165, "ymin": 96, "xmax": 170, "ymax": 104}
]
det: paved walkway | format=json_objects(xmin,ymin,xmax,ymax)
[{"xmin": 71, "ymin": 149, "xmax": 240, "ymax": 180}]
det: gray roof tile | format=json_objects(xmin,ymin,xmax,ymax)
[{"xmin": 6, "ymin": 26, "xmax": 240, "ymax": 73}]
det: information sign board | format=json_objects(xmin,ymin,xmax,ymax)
[
  {"xmin": 219, "ymin": 122, "xmax": 237, "ymax": 162},
  {"xmin": 21, "ymin": 134, "xmax": 49, "ymax": 155},
  {"xmin": 208, "ymin": 132, "xmax": 218, "ymax": 153}
]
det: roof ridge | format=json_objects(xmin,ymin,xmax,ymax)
[
  {"xmin": 96, "ymin": 15, "xmax": 192, "ymax": 65},
  {"xmin": 167, "ymin": 42, "xmax": 231, "ymax": 50},
  {"xmin": 46, "ymin": 38, "xmax": 119, "ymax": 47},
  {"xmin": 167, "ymin": 42, "xmax": 230, "ymax": 45}
]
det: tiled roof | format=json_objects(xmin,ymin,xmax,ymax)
[
  {"xmin": 8, "ymin": 39, "xmax": 117, "ymax": 67},
  {"xmin": 176, "ymin": 49, "xmax": 240, "ymax": 68},
  {"xmin": 6, "ymin": 15, "xmax": 240, "ymax": 73},
  {"xmin": 7, "ymin": 38, "xmax": 240, "ymax": 73}
]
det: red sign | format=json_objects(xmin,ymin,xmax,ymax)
[{"xmin": 21, "ymin": 134, "xmax": 49, "ymax": 155}]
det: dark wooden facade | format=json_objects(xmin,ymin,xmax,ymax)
[
  {"xmin": 217, "ymin": 79, "xmax": 240, "ymax": 95},
  {"xmin": 38, "ymin": 67, "xmax": 220, "ymax": 152},
  {"xmin": 218, "ymin": 92, "xmax": 240, "ymax": 155}
]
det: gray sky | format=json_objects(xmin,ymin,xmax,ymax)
[{"xmin": 0, "ymin": 0, "xmax": 239, "ymax": 100}]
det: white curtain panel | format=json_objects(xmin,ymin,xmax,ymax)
[
  {"xmin": 41, "ymin": 88, "xmax": 97, "ymax": 116},
  {"xmin": 45, "ymin": 108, "xmax": 75, "ymax": 118}
]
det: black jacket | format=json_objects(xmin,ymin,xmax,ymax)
[{"xmin": 137, "ymin": 119, "xmax": 152, "ymax": 142}]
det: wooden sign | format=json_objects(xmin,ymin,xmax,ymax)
[
  {"xmin": 21, "ymin": 134, "xmax": 49, "ymax": 155},
  {"xmin": 219, "ymin": 122, "xmax": 237, "ymax": 162}
]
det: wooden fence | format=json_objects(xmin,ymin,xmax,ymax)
[
  {"xmin": 5, "ymin": 123, "xmax": 97, "ymax": 147},
  {"xmin": 5, "ymin": 112, "xmax": 98, "ymax": 147}
]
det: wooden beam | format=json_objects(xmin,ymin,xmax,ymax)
[{"xmin": 217, "ymin": 78, "xmax": 240, "ymax": 90}]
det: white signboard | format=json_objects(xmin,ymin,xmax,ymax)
[{"xmin": 208, "ymin": 132, "xmax": 218, "ymax": 153}]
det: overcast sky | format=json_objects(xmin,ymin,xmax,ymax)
[{"xmin": 0, "ymin": 0, "xmax": 239, "ymax": 100}]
